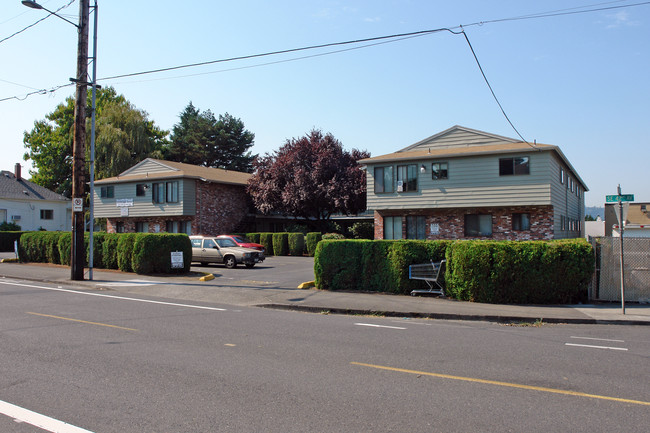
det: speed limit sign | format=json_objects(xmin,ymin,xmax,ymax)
[{"xmin": 73, "ymin": 198, "xmax": 83, "ymax": 212}]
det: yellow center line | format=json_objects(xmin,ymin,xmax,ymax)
[
  {"xmin": 27, "ymin": 312, "xmax": 138, "ymax": 332},
  {"xmin": 351, "ymin": 362, "xmax": 650, "ymax": 406}
]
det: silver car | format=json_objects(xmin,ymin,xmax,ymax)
[{"xmin": 190, "ymin": 235, "xmax": 265, "ymax": 268}]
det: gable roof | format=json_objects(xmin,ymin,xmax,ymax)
[
  {"xmin": 398, "ymin": 125, "xmax": 519, "ymax": 152},
  {"xmin": 0, "ymin": 170, "xmax": 69, "ymax": 202},
  {"xmin": 95, "ymin": 158, "xmax": 252, "ymax": 186}
]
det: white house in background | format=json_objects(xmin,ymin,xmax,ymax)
[
  {"xmin": 606, "ymin": 202, "xmax": 650, "ymax": 238},
  {"xmin": 0, "ymin": 164, "xmax": 71, "ymax": 231}
]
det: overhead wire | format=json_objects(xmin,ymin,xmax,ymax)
[{"xmin": 0, "ymin": 0, "xmax": 76, "ymax": 45}]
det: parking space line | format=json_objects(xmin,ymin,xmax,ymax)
[
  {"xmin": 354, "ymin": 323, "xmax": 406, "ymax": 330},
  {"xmin": 27, "ymin": 312, "xmax": 138, "ymax": 331},
  {"xmin": 565, "ymin": 343, "xmax": 628, "ymax": 351}
]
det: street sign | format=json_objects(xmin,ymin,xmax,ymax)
[
  {"xmin": 606, "ymin": 194, "xmax": 634, "ymax": 203},
  {"xmin": 72, "ymin": 198, "xmax": 83, "ymax": 212}
]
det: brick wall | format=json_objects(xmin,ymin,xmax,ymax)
[
  {"xmin": 374, "ymin": 205, "xmax": 555, "ymax": 240},
  {"xmin": 106, "ymin": 180, "xmax": 248, "ymax": 235}
]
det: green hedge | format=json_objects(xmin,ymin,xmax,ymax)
[
  {"xmin": 245, "ymin": 233, "xmax": 261, "ymax": 243},
  {"xmin": 314, "ymin": 240, "xmax": 449, "ymax": 294},
  {"xmin": 288, "ymin": 233, "xmax": 305, "ymax": 256},
  {"xmin": 314, "ymin": 239, "xmax": 594, "ymax": 304},
  {"xmin": 445, "ymin": 239, "xmax": 594, "ymax": 304},
  {"xmin": 259, "ymin": 233, "xmax": 274, "ymax": 256},
  {"xmin": 102, "ymin": 233, "xmax": 121, "ymax": 270},
  {"xmin": 272, "ymin": 232, "xmax": 289, "ymax": 256},
  {"xmin": 306, "ymin": 232, "xmax": 322, "ymax": 256},
  {"xmin": 131, "ymin": 233, "xmax": 192, "ymax": 274},
  {"xmin": 0, "ymin": 231, "xmax": 24, "ymax": 252}
]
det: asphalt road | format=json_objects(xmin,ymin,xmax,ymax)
[{"xmin": 1, "ymin": 278, "xmax": 648, "ymax": 432}]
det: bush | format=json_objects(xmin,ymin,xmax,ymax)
[
  {"xmin": 245, "ymin": 233, "xmax": 261, "ymax": 244},
  {"xmin": 131, "ymin": 233, "xmax": 192, "ymax": 274},
  {"xmin": 88, "ymin": 232, "xmax": 106, "ymax": 269},
  {"xmin": 322, "ymin": 233, "xmax": 345, "ymax": 240},
  {"xmin": 305, "ymin": 232, "xmax": 322, "ymax": 257},
  {"xmin": 102, "ymin": 233, "xmax": 120, "ymax": 269},
  {"xmin": 259, "ymin": 232, "xmax": 274, "ymax": 256},
  {"xmin": 117, "ymin": 233, "xmax": 137, "ymax": 272},
  {"xmin": 288, "ymin": 232, "xmax": 305, "ymax": 256},
  {"xmin": 272, "ymin": 232, "xmax": 289, "ymax": 256},
  {"xmin": 0, "ymin": 221, "xmax": 21, "ymax": 231}
]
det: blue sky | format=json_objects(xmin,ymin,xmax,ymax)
[{"xmin": 1, "ymin": 0, "xmax": 648, "ymax": 207}]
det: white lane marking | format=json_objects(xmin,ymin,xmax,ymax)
[
  {"xmin": 1, "ymin": 281, "xmax": 226, "ymax": 311},
  {"xmin": 0, "ymin": 399, "xmax": 93, "ymax": 432},
  {"xmin": 355, "ymin": 323, "xmax": 406, "ymax": 330},
  {"xmin": 570, "ymin": 336, "xmax": 625, "ymax": 343},
  {"xmin": 565, "ymin": 343, "xmax": 628, "ymax": 351}
]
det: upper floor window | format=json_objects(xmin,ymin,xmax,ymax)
[
  {"xmin": 397, "ymin": 164, "xmax": 418, "ymax": 192},
  {"xmin": 166, "ymin": 181, "xmax": 179, "ymax": 203},
  {"xmin": 431, "ymin": 162, "xmax": 448, "ymax": 180},
  {"xmin": 560, "ymin": 168, "xmax": 565, "ymax": 185},
  {"xmin": 152, "ymin": 183, "xmax": 165, "ymax": 204},
  {"xmin": 100, "ymin": 186, "xmax": 114, "ymax": 198},
  {"xmin": 374, "ymin": 166, "xmax": 393, "ymax": 193},
  {"xmin": 136, "ymin": 184, "xmax": 147, "ymax": 196},
  {"xmin": 40, "ymin": 209, "xmax": 53, "ymax": 220},
  {"xmin": 499, "ymin": 157, "xmax": 529, "ymax": 176}
]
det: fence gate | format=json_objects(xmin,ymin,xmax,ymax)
[{"xmin": 591, "ymin": 237, "xmax": 650, "ymax": 302}]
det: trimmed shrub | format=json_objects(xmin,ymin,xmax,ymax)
[
  {"xmin": 350, "ymin": 221, "xmax": 374, "ymax": 239},
  {"xmin": 117, "ymin": 233, "xmax": 137, "ymax": 272},
  {"xmin": 245, "ymin": 233, "xmax": 261, "ymax": 244},
  {"xmin": 288, "ymin": 232, "xmax": 305, "ymax": 256},
  {"xmin": 88, "ymin": 232, "xmax": 106, "ymax": 269},
  {"xmin": 305, "ymin": 232, "xmax": 322, "ymax": 257},
  {"xmin": 131, "ymin": 233, "xmax": 192, "ymax": 274},
  {"xmin": 322, "ymin": 233, "xmax": 345, "ymax": 240},
  {"xmin": 272, "ymin": 232, "xmax": 289, "ymax": 256},
  {"xmin": 259, "ymin": 232, "xmax": 274, "ymax": 256},
  {"xmin": 102, "ymin": 233, "xmax": 120, "ymax": 269},
  {"xmin": 57, "ymin": 232, "xmax": 72, "ymax": 266}
]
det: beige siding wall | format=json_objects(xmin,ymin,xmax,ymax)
[
  {"xmin": 367, "ymin": 151, "xmax": 553, "ymax": 210},
  {"xmin": 408, "ymin": 129, "xmax": 514, "ymax": 151},
  {"xmin": 122, "ymin": 159, "xmax": 179, "ymax": 176},
  {"xmin": 94, "ymin": 179, "xmax": 195, "ymax": 218}
]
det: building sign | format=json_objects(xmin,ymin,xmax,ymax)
[
  {"xmin": 120, "ymin": 207, "xmax": 129, "ymax": 217},
  {"xmin": 171, "ymin": 251, "xmax": 184, "ymax": 269},
  {"xmin": 430, "ymin": 223, "xmax": 440, "ymax": 235},
  {"xmin": 116, "ymin": 199, "xmax": 134, "ymax": 207}
]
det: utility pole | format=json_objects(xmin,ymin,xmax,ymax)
[{"xmin": 71, "ymin": 0, "xmax": 90, "ymax": 280}]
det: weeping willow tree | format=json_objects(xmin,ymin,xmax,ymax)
[{"xmin": 23, "ymin": 86, "xmax": 168, "ymax": 197}]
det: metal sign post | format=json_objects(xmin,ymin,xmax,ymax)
[{"xmin": 607, "ymin": 185, "xmax": 635, "ymax": 315}]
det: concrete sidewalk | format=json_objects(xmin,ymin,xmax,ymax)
[{"xmin": 1, "ymin": 255, "xmax": 648, "ymax": 325}]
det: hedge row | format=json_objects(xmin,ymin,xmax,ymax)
[
  {"xmin": 240, "ymin": 232, "xmax": 321, "ymax": 257},
  {"xmin": 18, "ymin": 231, "xmax": 192, "ymax": 274},
  {"xmin": 314, "ymin": 239, "xmax": 594, "ymax": 304},
  {"xmin": 314, "ymin": 239, "xmax": 450, "ymax": 294}
]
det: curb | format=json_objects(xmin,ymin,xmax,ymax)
[
  {"xmin": 199, "ymin": 273, "xmax": 215, "ymax": 282},
  {"xmin": 257, "ymin": 304, "xmax": 650, "ymax": 326}
]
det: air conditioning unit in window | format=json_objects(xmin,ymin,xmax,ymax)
[
  {"xmin": 11, "ymin": 215, "xmax": 21, "ymax": 220},
  {"xmin": 396, "ymin": 180, "xmax": 403, "ymax": 192}
]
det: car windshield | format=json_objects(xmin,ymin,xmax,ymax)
[{"xmin": 232, "ymin": 236, "xmax": 247, "ymax": 243}]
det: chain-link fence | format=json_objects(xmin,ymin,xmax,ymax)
[{"xmin": 590, "ymin": 237, "xmax": 650, "ymax": 302}]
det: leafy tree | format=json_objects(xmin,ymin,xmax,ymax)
[
  {"xmin": 585, "ymin": 214, "xmax": 596, "ymax": 221},
  {"xmin": 247, "ymin": 129, "xmax": 370, "ymax": 231},
  {"xmin": 23, "ymin": 87, "xmax": 168, "ymax": 197},
  {"xmin": 164, "ymin": 102, "xmax": 257, "ymax": 172}
]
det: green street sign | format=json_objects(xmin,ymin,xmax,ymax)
[{"xmin": 606, "ymin": 194, "xmax": 634, "ymax": 203}]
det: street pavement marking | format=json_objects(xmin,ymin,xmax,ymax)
[
  {"xmin": 0, "ymin": 399, "xmax": 94, "ymax": 432},
  {"xmin": 2, "ymin": 280, "xmax": 227, "ymax": 311},
  {"xmin": 27, "ymin": 312, "xmax": 138, "ymax": 332},
  {"xmin": 570, "ymin": 336, "xmax": 625, "ymax": 343},
  {"xmin": 354, "ymin": 323, "xmax": 406, "ymax": 330},
  {"xmin": 351, "ymin": 362, "xmax": 650, "ymax": 406},
  {"xmin": 565, "ymin": 343, "xmax": 628, "ymax": 351},
  {"xmin": 95, "ymin": 279, "xmax": 157, "ymax": 287}
]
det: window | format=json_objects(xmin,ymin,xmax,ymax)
[
  {"xmin": 152, "ymin": 183, "xmax": 165, "ymax": 204},
  {"xmin": 136, "ymin": 184, "xmax": 147, "ymax": 196},
  {"xmin": 512, "ymin": 213, "xmax": 530, "ymax": 231},
  {"xmin": 384, "ymin": 216, "xmax": 402, "ymax": 240},
  {"xmin": 560, "ymin": 169, "xmax": 565, "ymax": 185},
  {"xmin": 166, "ymin": 181, "xmax": 179, "ymax": 203},
  {"xmin": 561, "ymin": 215, "xmax": 566, "ymax": 231},
  {"xmin": 570, "ymin": 178, "xmax": 574, "ymax": 193},
  {"xmin": 100, "ymin": 186, "xmax": 114, "ymax": 198},
  {"xmin": 180, "ymin": 221, "xmax": 191, "ymax": 235},
  {"xmin": 203, "ymin": 239, "xmax": 216, "ymax": 249},
  {"xmin": 465, "ymin": 214, "xmax": 492, "ymax": 236},
  {"xmin": 431, "ymin": 162, "xmax": 448, "ymax": 180},
  {"xmin": 40, "ymin": 209, "xmax": 53, "ymax": 220},
  {"xmin": 397, "ymin": 164, "xmax": 418, "ymax": 192},
  {"xmin": 374, "ymin": 166, "xmax": 393, "ymax": 193},
  {"xmin": 135, "ymin": 222, "xmax": 148, "ymax": 233},
  {"xmin": 191, "ymin": 238, "xmax": 202, "ymax": 248},
  {"xmin": 499, "ymin": 157, "xmax": 529, "ymax": 176},
  {"xmin": 216, "ymin": 238, "xmax": 238, "ymax": 248},
  {"xmin": 406, "ymin": 216, "xmax": 426, "ymax": 240},
  {"xmin": 166, "ymin": 221, "xmax": 177, "ymax": 233},
  {"xmin": 116, "ymin": 222, "xmax": 125, "ymax": 233}
]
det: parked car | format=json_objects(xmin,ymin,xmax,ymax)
[
  {"xmin": 190, "ymin": 235, "xmax": 265, "ymax": 268},
  {"xmin": 218, "ymin": 234, "xmax": 265, "ymax": 252}
]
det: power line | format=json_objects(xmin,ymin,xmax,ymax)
[{"xmin": 0, "ymin": 0, "xmax": 76, "ymax": 45}]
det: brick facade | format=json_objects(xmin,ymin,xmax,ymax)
[
  {"xmin": 106, "ymin": 180, "xmax": 249, "ymax": 235},
  {"xmin": 374, "ymin": 205, "xmax": 555, "ymax": 240}
]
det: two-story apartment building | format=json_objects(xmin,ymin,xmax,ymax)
[
  {"xmin": 0, "ymin": 164, "xmax": 71, "ymax": 231},
  {"xmin": 360, "ymin": 126, "xmax": 587, "ymax": 240},
  {"xmin": 94, "ymin": 158, "xmax": 251, "ymax": 235}
]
